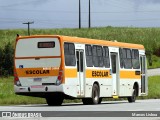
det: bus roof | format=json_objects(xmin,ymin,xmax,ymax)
[{"xmin": 17, "ymin": 35, "xmax": 145, "ymax": 50}]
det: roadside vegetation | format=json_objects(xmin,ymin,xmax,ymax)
[
  {"xmin": 147, "ymin": 55, "xmax": 160, "ymax": 69},
  {"xmin": 0, "ymin": 77, "xmax": 46, "ymax": 105},
  {"xmin": 1, "ymin": 27, "xmax": 160, "ymax": 53},
  {"xmin": 0, "ymin": 76, "xmax": 160, "ymax": 105},
  {"xmin": 145, "ymin": 76, "xmax": 160, "ymax": 99}
]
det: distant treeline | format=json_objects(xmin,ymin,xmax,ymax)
[{"xmin": 0, "ymin": 42, "xmax": 14, "ymax": 77}]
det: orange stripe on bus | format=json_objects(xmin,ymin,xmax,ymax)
[
  {"xmin": 120, "ymin": 71, "xmax": 141, "ymax": 79},
  {"xmin": 86, "ymin": 70, "xmax": 112, "ymax": 78},
  {"xmin": 65, "ymin": 69, "xmax": 77, "ymax": 78},
  {"xmin": 16, "ymin": 68, "xmax": 59, "ymax": 77},
  {"xmin": 65, "ymin": 69, "xmax": 112, "ymax": 78}
]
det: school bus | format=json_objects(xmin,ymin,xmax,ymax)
[{"xmin": 14, "ymin": 35, "xmax": 148, "ymax": 106}]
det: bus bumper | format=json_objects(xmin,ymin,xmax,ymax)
[{"xmin": 14, "ymin": 85, "xmax": 64, "ymax": 97}]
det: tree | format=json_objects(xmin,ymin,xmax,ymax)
[
  {"xmin": 0, "ymin": 47, "xmax": 3, "ymax": 76},
  {"xmin": 2, "ymin": 42, "xmax": 14, "ymax": 76}
]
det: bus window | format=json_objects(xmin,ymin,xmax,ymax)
[
  {"xmin": 85, "ymin": 45, "xmax": 93, "ymax": 67},
  {"xmin": 103, "ymin": 46, "xmax": 110, "ymax": 68},
  {"xmin": 119, "ymin": 48, "xmax": 124, "ymax": 68},
  {"xmin": 64, "ymin": 42, "xmax": 76, "ymax": 66},
  {"xmin": 76, "ymin": 51, "xmax": 80, "ymax": 71},
  {"xmin": 123, "ymin": 48, "xmax": 132, "ymax": 69},
  {"xmin": 97, "ymin": 46, "xmax": 103, "ymax": 67},
  {"xmin": 77, "ymin": 50, "xmax": 84, "ymax": 72},
  {"xmin": 132, "ymin": 49, "xmax": 140, "ymax": 69},
  {"xmin": 93, "ymin": 45, "xmax": 99, "ymax": 67},
  {"xmin": 80, "ymin": 52, "xmax": 84, "ymax": 72},
  {"xmin": 111, "ymin": 54, "xmax": 116, "ymax": 73}
]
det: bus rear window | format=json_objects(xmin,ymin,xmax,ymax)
[{"xmin": 38, "ymin": 41, "xmax": 55, "ymax": 48}]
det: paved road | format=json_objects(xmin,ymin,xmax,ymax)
[
  {"xmin": 1, "ymin": 99, "xmax": 160, "ymax": 111},
  {"xmin": 0, "ymin": 99, "xmax": 160, "ymax": 120},
  {"xmin": 147, "ymin": 68, "xmax": 160, "ymax": 76}
]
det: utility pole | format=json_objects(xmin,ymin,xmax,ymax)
[
  {"xmin": 79, "ymin": 0, "xmax": 81, "ymax": 29},
  {"xmin": 89, "ymin": 0, "xmax": 91, "ymax": 28},
  {"xmin": 23, "ymin": 21, "xmax": 34, "ymax": 36}
]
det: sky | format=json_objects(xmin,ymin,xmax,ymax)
[{"xmin": 1, "ymin": 0, "xmax": 160, "ymax": 29}]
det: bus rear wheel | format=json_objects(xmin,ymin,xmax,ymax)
[
  {"xmin": 82, "ymin": 84, "xmax": 100, "ymax": 105},
  {"xmin": 92, "ymin": 84, "xmax": 100, "ymax": 104},
  {"xmin": 46, "ymin": 94, "xmax": 64, "ymax": 106}
]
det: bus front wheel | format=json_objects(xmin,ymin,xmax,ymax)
[
  {"xmin": 128, "ymin": 88, "xmax": 137, "ymax": 103},
  {"xmin": 92, "ymin": 84, "xmax": 100, "ymax": 104}
]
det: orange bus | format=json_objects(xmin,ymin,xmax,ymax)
[{"xmin": 14, "ymin": 35, "xmax": 148, "ymax": 106}]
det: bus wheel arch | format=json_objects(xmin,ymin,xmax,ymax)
[{"xmin": 127, "ymin": 82, "xmax": 139, "ymax": 103}]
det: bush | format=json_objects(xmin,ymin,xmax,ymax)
[
  {"xmin": 0, "ymin": 47, "xmax": 3, "ymax": 76},
  {"xmin": 0, "ymin": 42, "xmax": 14, "ymax": 77}
]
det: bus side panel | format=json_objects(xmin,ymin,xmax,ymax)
[
  {"xmin": 119, "ymin": 79, "xmax": 141, "ymax": 96},
  {"xmin": 84, "ymin": 68, "xmax": 113, "ymax": 98},
  {"xmin": 84, "ymin": 79, "xmax": 112, "ymax": 98},
  {"xmin": 119, "ymin": 70, "xmax": 141, "ymax": 96},
  {"xmin": 99, "ymin": 80, "xmax": 112, "ymax": 97},
  {"xmin": 63, "ymin": 68, "xmax": 79, "ymax": 98}
]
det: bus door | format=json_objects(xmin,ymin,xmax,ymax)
[
  {"xmin": 111, "ymin": 52, "xmax": 119, "ymax": 96},
  {"xmin": 140, "ymin": 55, "xmax": 148, "ymax": 95},
  {"xmin": 76, "ymin": 50, "xmax": 85, "ymax": 96}
]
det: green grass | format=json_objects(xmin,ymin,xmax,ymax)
[
  {"xmin": 147, "ymin": 55, "xmax": 160, "ymax": 69},
  {"xmin": 147, "ymin": 76, "xmax": 160, "ymax": 99},
  {"xmin": 0, "ymin": 76, "xmax": 160, "ymax": 105},
  {"xmin": 1, "ymin": 27, "xmax": 160, "ymax": 52},
  {"xmin": 0, "ymin": 77, "xmax": 46, "ymax": 105}
]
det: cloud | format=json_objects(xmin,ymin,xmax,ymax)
[
  {"xmin": 143, "ymin": 0, "xmax": 160, "ymax": 4},
  {"xmin": 133, "ymin": 0, "xmax": 160, "ymax": 11},
  {"xmin": 134, "ymin": 0, "xmax": 160, "ymax": 5},
  {"xmin": 31, "ymin": 0, "xmax": 53, "ymax": 6},
  {"xmin": 0, "ymin": 0, "xmax": 52, "ymax": 8}
]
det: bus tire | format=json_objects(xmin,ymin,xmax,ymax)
[
  {"xmin": 46, "ymin": 95, "xmax": 64, "ymax": 106},
  {"xmin": 91, "ymin": 84, "xmax": 100, "ymax": 104},
  {"xmin": 82, "ymin": 84, "xmax": 100, "ymax": 105},
  {"xmin": 127, "ymin": 88, "xmax": 137, "ymax": 103}
]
